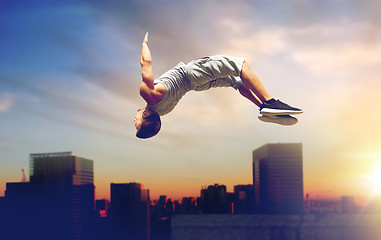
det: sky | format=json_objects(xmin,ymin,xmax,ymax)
[{"xmin": 1, "ymin": 0, "xmax": 381, "ymax": 201}]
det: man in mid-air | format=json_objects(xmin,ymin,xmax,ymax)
[{"xmin": 134, "ymin": 33, "xmax": 302, "ymax": 139}]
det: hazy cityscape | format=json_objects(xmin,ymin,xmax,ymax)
[{"xmin": 1, "ymin": 143, "xmax": 381, "ymax": 240}]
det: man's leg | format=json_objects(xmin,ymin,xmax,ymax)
[
  {"xmin": 240, "ymin": 60, "xmax": 302, "ymax": 116},
  {"xmin": 240, "ymin": 61, "xmax": 272, "ymax": 103},
  {"xmin": 186, "ymin": 55, "xmax": 302, "ymax": 118},
  {"xmin": 238, "ymin": 85, "xmax": 262, "ymax": 107},
  {"xmin": 238, "ymin": 84, "xmax": 298, "ymax": 126}
]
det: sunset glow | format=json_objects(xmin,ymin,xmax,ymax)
[
  {"xmin": 368, "ymin": 151, "xmax": 381, "ymax": 199},
  {"xmin": 370, "ymin": 165, "xmax": 381, "ymax": 196}
]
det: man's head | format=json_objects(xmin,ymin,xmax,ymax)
[{"xmin": 134, "ymin": 108, "xmax": 161, "ymax": 139}]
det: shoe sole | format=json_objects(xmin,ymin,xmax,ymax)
[
  {"xmin": 258, "ymin": 114, "xmax": 298, "ymax": 126},
  {"xmin": 260, "ymin": 108, "xmax": 303, "ymax": 116}
]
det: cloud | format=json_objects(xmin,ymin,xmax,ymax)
[
  {"xmin": 292, "ymin": 42, "xmax": 381, "ymax": 76},
  {"xmin": 331, "ymin": 81, "xmax": 381, "ymax": 148},
  {"xmin": 288, "ymin": 21, "xmax": 381, "ymax": 76},
  {"xmin": 0, "ymin": 93, "xmax": 14, "ymax": 113},
  {"xmin": 210, "ymin": 19, "xmax": 381, "ymax": 77},
  {"xmin": 220, "ymin": 25, "xmax": 288, "ymax": 62},
  {"xmin": 1, "ymin": 70, "xmax": 140, "ymax": 139},
  {"xmin": 30, "ymin": 78, "xmax": 137, "ymax": 134},
  {"xmin": 39, "ymin": 12, "xmax": 142, "ymax": 102},
  {"xmin": 74, "ymin": 65, "xmax": 141, "ymax": 103}
]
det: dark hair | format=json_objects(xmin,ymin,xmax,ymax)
[{"xmin": 136, "ymin": 111, "xmax": 161, "ymax": 139}]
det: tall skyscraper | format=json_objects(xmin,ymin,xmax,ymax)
[
  {"xmin": 110, "ymin": 182, "xmax": 150, "ymax": 240},
  {"xmin": 29, "ymin": 151, "xmax": 95, "ymax": 240},
  {"xmin": 252, "ymin": 143, "xmax": 304, "ymax": 214}
]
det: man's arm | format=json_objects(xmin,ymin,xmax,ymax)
[{"xmin": 139, "ymin": 32, "xmax": 155, "ymax": 103}]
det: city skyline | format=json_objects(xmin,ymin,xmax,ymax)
[
  {"xmin": 1, "ymin": 1, "xmax": 381, "ymax": 202},
  {"xmin": 2, "ymin": 141, "xmax": 381, "ymax": 201},
  {"xmin": 3, "ymin": 149, "xmax": 381, "ymax": 239},
  {"xmin": 0, "ymin": 149, "xmax": 307, "ymax": 240},
  {"xmin": 4, "ymin": 149, "xmax": 379, "ymax": 213},
  {"xmin": 1, "ymin": 145, "xmax": 378, "ymax": 204}
]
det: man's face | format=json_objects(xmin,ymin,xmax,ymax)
[
  {"xmin": 134, "ymin": 108, "xmax": 151, "ymax": 131},
  {"xmin": 134, "ymin": 109, "xmax": 145, "ymax": 131}
]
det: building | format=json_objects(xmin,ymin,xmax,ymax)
[
  {"xmin": 0, "ymin": 196, "xmax": 6, "ymax": 234},
  {"xmin": 200, "ymin": 184, "xmax": 232, "ymax": 214},
  {"xmin": 151, "ymin": 195, "xmax": 171, "ymax": 240},
  {"xmin": 2, "ymin": 152, "xmax": 95, "ymax": 240},
  {"xmin": 252, "ymin": 143, "xmax": 304, "ymax": 214},
  {"xmin": 110, "ymin": 182, "xmax": 150, "ymax": 240},
  {"xmin": 29, "ymin": 151, "xmax": 95, "ymax": 240},
  {"xmin": 96, "ymin": 199, "xmax": 109, "ymax": 217},
  {"xmin": 233, "ymin": 184, "xmax": 255, "ymax": 214},
  {"xmin": 180, "ymin": 197, "xmax": 198, "ymax": 214},
  {"xmin": 4, "ymin": 182, "xmax": 32, "ymax": 204}
]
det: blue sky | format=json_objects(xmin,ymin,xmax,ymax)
[{"xmin": 1, "ymin": 0, "xmax": 381, "ymax": 200}]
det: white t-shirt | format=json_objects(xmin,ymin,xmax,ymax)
[{"xmin": 148, "ymin": 55, "xmax": 244, "ymax": 116}]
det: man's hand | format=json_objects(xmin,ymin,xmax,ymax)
[{"xmin": 140, "ymin": 32, "xmax": 152, "ymax": 66}]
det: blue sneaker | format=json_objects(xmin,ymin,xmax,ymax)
[
  {"xmin": 260, "ymin": 99, "xmax": 303, "ymax": 116},
  {"xmin": 258, "ymin": 114, "xmax": 298, "ymax": 126}
]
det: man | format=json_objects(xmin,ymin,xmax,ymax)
[{"xmin": 134, "ymin": 33, "xmax": 302, "ymax": 139}]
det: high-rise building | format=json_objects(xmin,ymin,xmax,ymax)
[
  {"xmin": 200, "ymin": 184, "xmax": 232, "ymax": 214},
  {"xmin": 233, "ymin": 184, "xmax": 255, "ymax": 214},
  {"xmin": 29, "ymin": 151, "xmax": 95, "ymax": 240},
  {"xmin": 110, "ymin": 182, "xmax": 150, "ymax": 240},
  {"xmin": 252, "ymin": 143, "xmax": 304, "ymax": 214}
]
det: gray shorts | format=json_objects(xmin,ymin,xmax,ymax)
[{"xmin": 185, "ymin": 55, "xmax": 245, "ymax": 91}]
